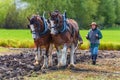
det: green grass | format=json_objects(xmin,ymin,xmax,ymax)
[
  {"xmin": 0, "ymin": 29, "xmax": 34, "ymax": 48},
  {"xmin": 79, "ymin": 30, "xmax": 120, "ymax": 50},
  {"xmin": 80, "ymin": 30, "xmax": 120, "ymax": 42},
  {"xmin": 0, "ymin": 29, "xmax": 120, "ymax": 50},
  {"xmin": 0, "ymin": 29, "xmax": 32, "ymax": 40}
]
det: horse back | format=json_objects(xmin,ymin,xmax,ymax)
[{"xmin": 67, "ymin": 19, "xmax": 79, "ymax": 30}]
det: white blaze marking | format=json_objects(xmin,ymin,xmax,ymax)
[
  {"xmin": 32, "ymin": 34, "xmax": 36, "ymax": 39},
  {"xmin": 50, "ymin": 21, "xmax": 56, "ymax": 34},
  {"xmin": 30, "ymin": 25, "xmax": 35, "ymax": 31},
  {"xmin": 50, "ymin": 20, "xmax": 54, "ymax": 27},
  {"xmin": 51, "ymin": 28, "xmax": 56, "ymax": 34},
  {"xmin": 30, "ymin": 25, "xmax": 37, "ymax": 39}
]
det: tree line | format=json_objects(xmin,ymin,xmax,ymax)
[{"xmin": 0, "ymin": 0, "xmax": 120, "ymax": 29}]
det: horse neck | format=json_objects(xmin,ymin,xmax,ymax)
[
  {"xmin": 38, "ymin": 19, "xmax": 44, "ymax": 32},
  {"xmin": 58, "ymin": 14, "xmax": 63, "ymax": 27}
]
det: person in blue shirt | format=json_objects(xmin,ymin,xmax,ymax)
[{"xmin": 86, "ymin": 22, "xmax": 103, "ymax": 65}]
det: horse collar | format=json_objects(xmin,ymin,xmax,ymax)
[
  {"xmin": 39, "ymin": 17, "xmax": 49, "ymax": 36},
  {"xmin": 59, "ymin": 15, "xmax": 68, "ymax": 33}
]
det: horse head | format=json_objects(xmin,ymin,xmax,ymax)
[
  {"xmin": 27, "ymin": 15, "xmax": 44, "ymax": 39},
  {"xmin": 49, "ymin": 11, "xmax": 64, "ymax": 35}
]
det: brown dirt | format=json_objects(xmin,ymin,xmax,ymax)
[{"xmin": 0, "ymin": 48, "xmax": 120, "ymax": 80}]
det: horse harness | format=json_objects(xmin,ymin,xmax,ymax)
[
  {"xmin": 53, "ymin": 14, "xmax": 74, "ymax": 37},
  {"xmin": 31, "ymin": 16, "xmax": 50, "ymax": 38}
]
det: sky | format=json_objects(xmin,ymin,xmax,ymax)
[{"xmin": 15, "ymin": 0, "xmax": 28, "ymax": 10}]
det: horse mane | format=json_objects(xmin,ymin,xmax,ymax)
[{"xmin": 31, "ymin": 14, "xmax": 42, "ymax": 21}]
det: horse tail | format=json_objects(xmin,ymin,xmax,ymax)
[{"xmin": 78, "ymin": 31, "xmax": 83, "ymax": 42}]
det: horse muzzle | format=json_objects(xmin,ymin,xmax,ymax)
[{"xmin": 50, "ymin": 28, "xmax": 58, "ymax": 35}]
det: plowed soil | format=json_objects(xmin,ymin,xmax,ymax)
[{"xmin": 0, "ymin": 48, "xmax": 120, "ymax": 80}]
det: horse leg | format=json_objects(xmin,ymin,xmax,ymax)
[
  {"xmin": 56, "ymin": 46, "xmax": 62, "ymax": 68},
  {"xmin": 48, "ymin": 44, "xmax": 53, "ymax": 67},
  {"xmin": 41, "ymin": 45, "xmax": 49, "ymax": 69},
  {"xmin": 61, "ymin": 44, "xmax": 67, "ymax": 66},
  {"xmin": 69, "ymin": 43, "xmax": 76, "ymax": 67},
  {"xmin": 34, "ymin": 46, "xmax": 41, "ymax": 65},
  {"xmin": 74, "ymin": 41, "xmax": 78, "ymax": 52}
]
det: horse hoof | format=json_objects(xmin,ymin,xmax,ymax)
[
  {"xmin": 59, "ymin": 65, "xmax": 67, "ymax": 69},
  {"xmin": 48, "ymin": 66, "xmax": 52, "ymax": 69},
  {"xmin": 48, "ymin": 62, "xmax": 53, "ymax": 66},
  {"xmin": 41, "ymin": 66, "xmax": 46, "ymax": 70},
  {"xmin": 41, "ymin": 65, "xmax": 48, "ymax": 70},
  {"xmin": 41, "ymin": 69, "xmax": 47, "ymax": 74},
  {"xmin": 57, "ymin": 65, "xmax": 60, "ymax": 69},
  {"xmin": 68, "ymin": 64, "xmax": 76, "ymax": 69},
  {"xmin": 34, "ymin": 66, "xmax": 41, "ymax": 71},
  {"xmin": 57, "ymin": 63, "xmax": 67, "ymax": 69},
  {"xmin": 48, "ymin": 64, "xmax": 53, "ymax": 68},
  {"xmin": 57, "ymin": 63, "xmax": 61, "ymax": 68},
  {"xmin": 49, "ymin": 66, "xmax": 58, "ymax": 70},
  {"xmin": 34, "ymin": 61, "xmax": 39, "ymax": 65}
]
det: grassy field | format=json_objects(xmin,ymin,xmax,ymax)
[
  {"xmin": 80, "ymin": 30, "xmax": 120, "ymax": 50},
  {"xmin": 0, "ymin": 29, "xmax": 120, "ymax": 50},
  {"xmin": 0, "ymin": 29, "xmax": 34, "ymax": 48}
]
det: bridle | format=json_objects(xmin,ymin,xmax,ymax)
[
  {"xmin": 29, "ymin": 15, "xmax": 49, "ymax": 39},
  {"xmin": 50, "ymin": 12, "xmax": 68, "ymax": 34},
  {"xmin": 29, "ymin": 16, "xmax": 41, "ymax": 32}
]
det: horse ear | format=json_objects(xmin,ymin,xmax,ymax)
[{"xmin": 27, "ymin": 17, "xmax": 30, "ymax": 21}]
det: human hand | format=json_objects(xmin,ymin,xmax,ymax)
[{"xmin": 96, "ymin": 34, "xmax": 99, "ymax": 38}]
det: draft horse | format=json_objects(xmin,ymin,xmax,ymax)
[
  {"xmin": 49, "ymin": 11, "xmax": 83, "ymax": 67},
  {"xmin": 27, "ymin": 14, "xmax": 53, "ymax": 69}
]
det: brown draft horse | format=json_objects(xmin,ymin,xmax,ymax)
[
  {"xmin": 49, "ymin": 11, "xmax": 83, "ymax": 67},
  {"xmin": 27, "ymin": 14, "xmax": 53, "ymax": 69}
]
